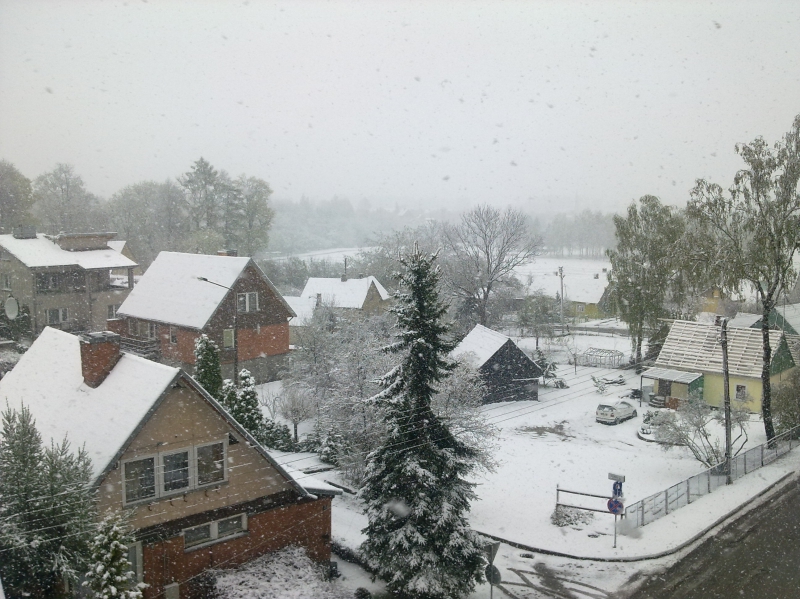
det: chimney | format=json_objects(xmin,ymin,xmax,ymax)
[
  {"xmin": 316, "ymin": 293, "xmax": 322, "ymax": 308},
  {"xmin": 79, "ymin": 331, "xmax": 121, "ymax": 388}
]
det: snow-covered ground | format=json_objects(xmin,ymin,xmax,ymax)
[{"xmin": 260, "ymin": 327, "xmax": 800, "ymax": 597}]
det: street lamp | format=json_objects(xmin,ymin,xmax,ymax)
[{"xmin": 197, "ymin": 276, "xmax": 238, "ymax": 385}]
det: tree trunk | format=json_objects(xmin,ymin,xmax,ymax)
[
  {"xmin": 761, "ymin": 304, "xmax": 777, "ymax": 443},
  {"xmin": 293, "ymin": 422, "xmax": 299, "ymax": 443},
  {"xmin": 635, "ymin": 334, "xmax": 643, "ymax": 375}
]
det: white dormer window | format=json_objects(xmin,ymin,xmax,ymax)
[{"xmin": 237, "ymin": 292, "xmax": 258, "ymax": 313}]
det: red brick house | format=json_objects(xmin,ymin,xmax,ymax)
[
  {"xmin": 111, "ymin": 252, "xmax": 295, "ymax": 383},
  {"xmin": 0, "ymin": 327, "xmax": 338, "ymax": 599}
]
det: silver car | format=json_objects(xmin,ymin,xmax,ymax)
[{"xmin": 596, "ymin": 401, "xmax": 637, "ymax": 425}]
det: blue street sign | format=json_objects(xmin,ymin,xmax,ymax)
[
  {"xmin": 608, "ymin": 497, "xmax": 624, "ymax": 514},
  {"xmin": 612, "ymin": 481, "xmax": 623, "ymax": 497}
]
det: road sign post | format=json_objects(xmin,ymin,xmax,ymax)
[{"xmin": 607, "ymin": 497, "xmax": 624, "ymax": 549}]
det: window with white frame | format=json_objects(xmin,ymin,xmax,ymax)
[
  {"xmin": 0, "ymin": 273, "xmax": 10, "ymax": 290},
  {"xmin": 126, "ymin": 542, "xmax": 143, "ymax": 584},
  {"xmin": 47, "ymin": 308, "xmax": 68, "ymax": 325},
  {"xmin": 223, "ymin": 328, "xmax": 234, "ymax": 348},
  {"xmin": 138, "ymin": 321, "xmax": 156, "ymax": 340},
  {"xmin": 237, "ymin": 292, "xmax": 258, "ymax": 313},
  {"xmin": 128, "ymin": 318, "xmax": 138, "ymax": 336},
  {"xmin": 170, "ymin": 326, "xmax": 178, "ymax": 344},
  {"xmin": 108, "ymin": 304, "xmax": 121, "ymax": 319},
  {"xmin": 122, "ymin": 440, "xmax": 227, "ymax": 505},
  {"xmin": 735, "ymin": 384, "xmax": 747, "ymax": 401},
  {"xmin": 183, "ymin": 513, "xmax": 247, "ymax": 550}
]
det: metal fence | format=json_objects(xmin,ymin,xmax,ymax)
[{"xmin": 625, "ymin": 426, "xmax": 800, "ymax": 528}]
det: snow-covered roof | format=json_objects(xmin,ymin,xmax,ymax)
[
  {"xmin": 640, "ymin": 367, "xmax": 703, "ymax": 385},
  {"xmin": 728, "ymin": 312, "xmax": 762, "ymax": 329},
  {"xmin": 451, "ymin": 324, "xmax": 512, "ymax": 368},
  {"xmin": 517, "ymin": 259, "xmax": 610, "ymax": 304},
  {"xmin": 656, "ymin": 320, "xmax": 787, "ymax": 379},
  {"xmin": 280, "ymin": 463, "xmax": 341, "ymax": 497},
  {"xmin": 284, "ymin": 296, "xmax": 316, "ymax": 325},
  {"xmin": 0, "ymin": 327, "xmax": 179, "ymax": 479},
  {"xmin": 118, "ymin": 252, "xmax": 293, "ymax": 329},
  {"xmin": 0, "ymin": 233, "xmax": 136, "ymax": 269},
  {"xmin": 776, "ymin": 303, "xmax": 800, "ymax": 334},
  {"xmin": 300, "ymin": 276, "xmax": 389, "ymax": 309},
  {"xmin": 107, "ymin": 240, "xmax": 126, "ymax": 253}
]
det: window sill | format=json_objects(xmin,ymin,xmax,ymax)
[
  {"xmin": 184, "ymin": 530, "xmax": 249, "ymax": 553},
  {"xmin": 123, "ymin": 480, "xmax": 229, "ymax": 508}
]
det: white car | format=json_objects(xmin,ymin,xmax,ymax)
[{"xmin": 596, "ymin": 401, "xmax": 638, "ymax": 425}]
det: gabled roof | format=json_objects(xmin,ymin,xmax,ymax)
[
  {"xmin": 728, "ymin": 312, "xmax": 762, "ymax": 329},
  {"xmin": 107, "ymin": 240, "xmax": 126, "ymax": 253},
  {"xmin": 118, "ymin": 251, "xmax": 294, "ymax": 329},
  {"xmin": 0, "ymin": 327, "xmax": 179, "ymax": 479},
  {"xmin": 300, "ymin": 276, "xmax": 389, "ymax": 309},
  {"xmin": 655, "ymin": 320, "xmax": 787, "ymax": 379},
  {"xmin": 0, "ymin": 327, "xmax": 315, "ymax": 498},
  {"xmin": 284, "ymin": 296, "xmax": 316, "ymax": 325},
  {"xmin": 0, "ymin": 233, "xmax": 136, "ymax": 269},
  {"xmin": 451, "ymin": 324, "xmax": 512, "ymax": 368}
]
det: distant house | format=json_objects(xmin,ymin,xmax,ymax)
[
  {"xmin": 527, "ymin": 266, "xmax": 611, "ymax": 321},
  {"xmin": 646, "ymin": 320, "xmax": 795, "ymax": 412},
  {"xmin": 108, "ymin": 239, "xmax": 144, "ymax": 277},
  {"xmin": 111, "ymin": 252, "xmax": 295, "ymax": 383},
  {"xmin": 0, "ymin": 228, "xmax": 137, "ymax": 336},
  {"xmin": 729, "ymin": 304, "xmax": 800, "ymax": 335},
  {"xmin": 283, "ymin": 295, "xmax": 317, "ymax": 345},
  {"xmin": 0, "ymin": 327, "xmax": 338, "ymax": 599},
  {"xmin": 452, "ymin": 324, "xmax": 541, "ymax": 403},
  {"xmin": 300, "ymin": 275, "xmax": 390, "ymax": 314}
]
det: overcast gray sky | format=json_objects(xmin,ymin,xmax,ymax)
[{"xmin": 1, "ymin": 0, "xmax": 798, "ymax": 213}]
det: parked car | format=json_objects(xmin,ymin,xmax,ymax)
[{"xmin": 596, "ymin": 401, "xmax": 638, "ymax": 425}]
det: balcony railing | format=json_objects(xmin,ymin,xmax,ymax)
[{"xmin": 120, "ymin": 336, "xmax": 160, "ymax": 360}]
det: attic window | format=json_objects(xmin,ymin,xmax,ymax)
[
  {"xmin": 237, "ymin": 292, "xmax": 258, "ymax": 313},
  {"xmin": 124, "ymin": 457, "xmax": 156, "ymax": 503}
]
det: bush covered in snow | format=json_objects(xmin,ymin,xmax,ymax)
[
  {"xmin": 214, "ymin": 546, "xmax": 351, "ymax": 599},
  {"xmin": 550, "ymin": 505, "xmax": 594, "ymax": 528}
]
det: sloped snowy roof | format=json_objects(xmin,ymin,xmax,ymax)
[
  {"xmin": 0, "ymin": 328, "xmax": 180, "ymax": 479},
  {"xmin": 728, "ymin": 312, "xmax": 762, "ymax": 329},
  {"xmin": 451, "ymin": 324, "xmax": 512, "ymax": 368},
  {"xmin": 640, "ymin": 367, "xmax": 703, "ymax": 385},
  {"xmin": 656, "ymin": 320, "xmax": 787, "ymax": 379},
  {"xmin": 300, "ymin": 276, "xmax": 389, "ymax": 309},
  {"xmin": 0, "ymin": 233, "xmax": 136, "ymax": 269},
  {"xmin": 284, "ymin": 296, "xmax": 316, "ymax": 325},
  {"xmin": 107, "ymin": 240, "xmax": 126, "ymax": 253},
  {"xmin": 118, "ymin": 252, "xmax": 293, "ymax": 329}
]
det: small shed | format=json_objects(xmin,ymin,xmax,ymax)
[
  {"xmin": 578, "ymin": 347, "xmax": 625, "ymax": 368},
  {"xmin": 452, "ymin": 324, "xmax": 541, "ymax": 403}
]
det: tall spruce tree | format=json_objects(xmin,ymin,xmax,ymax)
[
  {"xmin": 359, "ymin": 246, "xmax": 485, "ymax": 599},
  {"xmin": 83, "ymin": 512, "xmax": 145, "ymax": 599},
  {"xmin": 0, "ymin": 405, "xmax": 94, "ymax": 597},
  {"xmin": 194, "ymin": 334, "xmax": 223, "ymax": 399}
]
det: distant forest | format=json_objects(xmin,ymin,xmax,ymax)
[{"xmin": 0, "ymin": 158, "xmax": 616, "ymax": 265}]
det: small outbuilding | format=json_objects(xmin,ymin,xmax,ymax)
[{"xmin": 451, "ymin": 324, "xmax": 541, "ymax": 403}]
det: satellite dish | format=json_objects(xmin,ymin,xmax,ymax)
[{"xmin": 4, "ymin": 297, "xmax": 19, "ymax": 321}]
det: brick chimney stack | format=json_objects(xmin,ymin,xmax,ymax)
[{"xmin": 79, "ymin": 331, "xmax": 121, "ymax": 388}]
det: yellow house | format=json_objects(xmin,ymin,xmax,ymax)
[{"xmin": 650, "ymin": 320, "xmax": 795, "ymax": 413}]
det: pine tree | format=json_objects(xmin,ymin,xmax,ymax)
[
  {"xmin": 231, "ymin": 370, "xmax": 265, "ymax": 433},
  {"xmin": 219, "ymin": 378, "xmax": 239, "ymax": 414},
  {"xmin": 258, "ymin": 418, "xmax": 295, "ymax": 452},
  {"xmin": 83, "ymin": 512, "xmax": 145, "ymax": 599},
  {"xmin": 194, "ymin": 334, "xmax": 223, "ymax": 399},
  {"xmin": 0, "ymin": 405, "xmax": 95, "ymax": 597},
  {"xmin": 359, "ymin": 246, "xmax": 486, "ymax": 599}
]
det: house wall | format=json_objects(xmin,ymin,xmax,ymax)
[
  {"xmin": 361, "ymin": 282, "xmax": 389, "ymax": 314},
  {"xmin": 0, "ymin": 252, "xmax": 132, "ymax": 335},
  {"xmin": 140, "ymin": 497, "xmax": 332, "ymax": 599},
  {"xmin": 96, "ymin": 385, "xmax": 294, "ymax": 527},
  {"xmin": 699, "ymin": 369, "xmax": 795, "ymax": 413}
]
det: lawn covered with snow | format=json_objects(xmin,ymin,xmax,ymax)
[{"xmin": 328, "ymin": 355, "xmax": 773, "ymax": 561}]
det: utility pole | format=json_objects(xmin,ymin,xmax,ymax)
[
  {"xmin": 558, "ymin": 266, "xmax": 565, "ymax": 333},
  {"xmin": 719, "ymin": 316, "xmax": 733, "ymax": 485}
]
